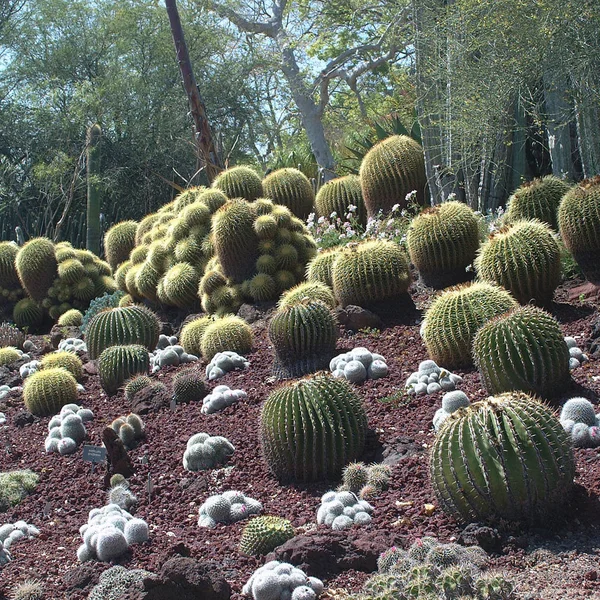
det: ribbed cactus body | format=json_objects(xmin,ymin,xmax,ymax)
[
  {"xmin": 41, "ymin": 351, "xmax": 83, "ymax": 380},
  {"xmin": 12, "ymin": 298, "xmax": 43, "ymax": 329},
  {"xmin": 306, "ymin": 249, "xmax": 341, "ymax": 288},
  {"xmin": 315, "ymin": 175, "xmax": 366, "ymax": 227},
  {"xmin": 260, "ymin": 374, "xmax": 367, "ymax": 482},
  {"xmin": 239, "ymin": 516, "xmax": 295, "ymax": 556},
  {"xmin": 104, "ymin": 221, "xmax": 138, "ymax": 271},
  {"xmin": 278, "ymin": 281, "xmax": 336, "ymax": 310},
  {"xmin": 331, "ymin": 240, "xmax": 411, "ymax": 307},
  {"xmin": 15, "ymin": 237, "xmax": 58, "ymax": 301},
  {"xmin": 172, "ymin": 367, "xmax": 207, "ymax": 403},
  {"xmin": 407, "ymin": 201, "xmax": 480, "ymax": 289},
  {"xmin": 180, "ymin": 316, "xmax": 214, "ymax": 357},
  {"xmin": 262, "ymin": 168, "xmax": 315, "ymax": 220},
  {"xmin": 473, "ymin": 305, "xmax": 570, "ymax": 398},
  {"xmin": 430, "ymin": 392, "xmax": 575, "ymax": 522},
  {"xmin": 359, "ymin": 135, "xmax": 427, "ymax": 218},
  {"xmin": 212, "ymin": 166, "xmax": 263, "ymax": 202},
  {"xmin": 23, "ymin": 367, "xmax": 79, "ymax": 416},
  {"xmin": 200, "ymin": 315, "xmax": 253, "ymax": 361},
  {"xmin": 475, "ymin": 220, "xmax": 561, "ymax": 305},
  {"xmin": 98, "ymin": 344, "xmax": 150, "ymax": 395},
  {"xmin": 422, "ymin": 282, "xmax": 518, "ymax": 368},
  {"xmin": 160, "ymin": 262, "xmax": 200, "ymax": 308},
  {"xmin": 0, "ymin": 242, "xmax": 20, "ymax": 289},
  {"xmin": 85, "ymin": 305, "xmax": 160, "ymax": 360}
]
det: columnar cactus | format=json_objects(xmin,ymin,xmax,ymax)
[
  {"xmin": 430, "ymin": 392, "xmax": 575, "ymax": 523},
  {"xmin": 472, "ymin": 305, "xmax": 571, "ymax": 398},
  {"xmin": 262, "ymin": 168, "xmax": 315, "ymax": 220},
  {"xmin": 212, "ymin": 165, "xmax": 263, "ymax": 202},
  {"xmin": 315, "ymin": 174, "xmax": 367, "ymax": 227},
  {"xmin": 407, "ymin": 201, "xmax": 480, "ymax": 289},
  {"xmin": 23, "ymin": 367, "xmax": 79, "ymax": 416},
  {"xmin": 260, "ymin": 373, "xmax": 367, "ymax": 482},
  {"xmin": 98, "ymin": 345, "xmax": 150, "ymax": 396},
  {"xmin": 15, "ymin": 237, "xmax": 58, "ymax": 301},
  {"xmin": 104, "ymin": 221, "xmax": 138, "ymax": 272},
  {"xmin": 239, "ymin": 516, "xmax": 295, "ymax": 556}
]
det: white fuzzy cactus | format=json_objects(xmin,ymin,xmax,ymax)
[
  {"xmin": 201, "ymin": 384, "xmax": 247, "ymax": 414},
  {"xmin": 406, "ymin": 360, "xmax": 462, "ymax": 396},
  {"xmin": 316, "ymin": 490, "xmax": 373, "ymax": 530},
  {"xmin": 242, "ymin": 561, "xmax": 323, "ymax": 600},
  {"xmin": 329, "ymin": 347, "xmax": 388, "ymax": 383},
  {"xmin": 205, "ymin": 351, "xmax": 249, "ymax": 381},
  {"xmin": 183, "ymin": 432, "xmax": 235, "ymax": 471},
  {"xmin": 44, "ymin": 404, "xmax": 93, "ymax": 454},
  {"xmin": 198, "ymin": 491, "xmax": 262, "ymax": 528}
]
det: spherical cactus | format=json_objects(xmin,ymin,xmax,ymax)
[
  {"xmin": 260, "ymin": 373, "xmax": 368, "ymax": 482},
  {"xmin": 98, "ymin": 344, "xmax": 150, "ymax": 395},
  {"xmin": 359, "ymin": 134, "xmax": 427, "ymax": 219},
  {"xmin": 278, "ymin": 281, "xmax": 336, "ymax": 310},
  {"xmin": 15, "ymin": 237, "xmax": 58, "ymax": 301},
  {"xmin": 0, "ymin": 241, "xmax": 20, "ymax": 289},
  {"xmin": 124, "ymin": 375, "xmax": 152, "ymax": 402},
  {"xmin": 85, "ymin": 305, "xmax": 160, "ymax": 360},
  {"xmin": 558, "ymin": 176, "xmax": 600, "ymax": 285},
  {"xmin": 315, "ymin": 174, "xmax": 366, "ymax": 227},
  {"xmin": 212, "ymin": 165, "xmax": 263, "ymax": 202},
  {"xmin": 180, "ymin": 315, "xmax": 214, "ymax": 357},
  {"xmin": 406, "ymin": 201, "xmax": 480, "ymax": 289},
  {"xmin": 475, "ymin": 219, "xmax": 561, "ymax": 305},
  {"xmin": 200, "ymin": 315, "xmax": 253, "ymax": 361},
  {"xmin": 57, "ymin": 309, "xmax": 83, "ymax": 327},
  {"xmin": 306, "ymin": 248, "xmax": 342, "ymax": 288},
  {"xmin": 160, "ymin": 262, "xmax": 200, "ymax": 308},
  {"xmin": 56, "ymin": 258, "xmax": 85, "ymax": 285},
  {"xmin": 40, "ymin": 351, "xmax": 84, "ymax": 381},
  {"xmin": 23, "ymin": 367, "xmax": 79, "ymax": 416},
  {"xmin": 12, "ymin": 298, "xmax": 43, "ymax": 329},
  {"xmin": 268, "ymin": 299, "xmax": 338, "ymax": 379},
  {"xmin": 239, "ymin": 516, "xmax": 295, "ymax": 556},
  {"xmin": 422, "ymin": 282, "xmax": 518, "ymax": 368},
  {"xmin": 340, "ymin": 462, "xmax": 370, "ymax": 493},
  {"xmin": 331, "ymin": 240, "xmax": 411, "ymax": 308},
  {"xmin": 430, "ymin": 392, "xmax": 575, "ymax": 523},
  {"xmin": 172, "ymin": 366, "xmax": 207, "ymax": 404},
  {"xmin": 472, "ymin": 305, "xmax": 571, "ymax": 398},
  {"xmin": 0, "ymin": 346, "xmax": 20, "ymax": 366},
  {"xmin": 560, "ymin": 397, "xmax": 597, "ymax": 426},
  {"xmin": 103, "ymin": 221, "xmax": 138, "ymax": 271},
  {"xmin": 134, "ymin": 261, "xmax": 161, "ymax": 302},
  {"xmin": 262, "ymin": 168, "xmax": 315, "ymax": 220}
]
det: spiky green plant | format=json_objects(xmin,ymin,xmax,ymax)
[
  {"xmin": 0, "ymin": 322, "xmax": 25, "ymax": 349},
  {"xmin": 262, "ymin": 168, "xmax": 315, "ymax": 220},
  {"xmin": 407, "ymin": 201, "xmax": 480, "ymax": 289},
  {"xmin": 0, "ymin": 241, "xmax": 21, "ymax": 289},
  {"xmin": 104, "ymin": 220, "xmax": 138, "ymax": 271},
  {"xmin": 172, "ymin": 366, "xmax": 207, "ymax": 403},
  {"xmin": 23, "ymin": 367, "xmax": 78, "ymax": 416},
  {"xmin": 8, "ymin": 578, "xmax": 44, "ymax": 600},
  {"xmin": 430, "ymin": 392, "xmax": 575, "ymax": 523},
  {"xmin": 57, "ymin": 309, "xmax": 83, "ymax": 327},
  {"xmin": 331, "ymin": 240, "xmax": 411, "ymax": 307},
  {"xmin": 86, "ymin": 123, "xmax": 102, "ymax": 255},
  {"xmin": 179, "ymin": 315, "xmax": 214, "ymax": 357},
  {"xmin": 98, "ymin": 344, "xmax": 150, "ymax": 395},
  {"xmin": 12, "ymin": 299, "xmax": 43, "ymax": 330},
  {"xmin": 422, "ymin": 282, "xmax": 518, "ymax": 368},
  {"xmin": 80, "ymin": 290, "xmax": 125, "ymax": 333},
  {"xmin": 268, "ymin": 299, "xmax": 338, "ymax": 378},
  {"xmin": 315, "ymin": 174, "xmax": 367, "ymax": 227},
  {"xmin": 472, "ymin": 305, "xmax": 570, "ymax": 398},
  {"xmin": 306, "ymin": 248, "xmax": 342, "ymax": 288},
  {"xmin": 212, "ymin": 165, "xmax": 263, "ymax": 201},
  {"xmin": 260, "ymin": 373, "xmax": 367, "ymax": 482},
  {"xmin": 0, "ymin": 470, "xmax": 39, "ymax": 512},
  {"xmin": 475, "ymin": 220, "xmax": 561, "ymax": 305},
  {"xmin": 200, "ymin": 315, "xmax": 253, "ymax": 361},
  {"xmin": 160, "ymin": 262, "xmax": 201, "ymax": 308},
  {"xmin": 239, "ymin": 515, "xmax": 295, "ymax": 556},
  {"xmin": 0, "ymin": 346, "xmax": 20, "ymax": 366},
  {"xmin": 278, "ymin": 281, "xmax": 336, "ymax": 309},
  {"xmin": 40, "ymin": 350, "xmax": 84, "ymax": 380},
  {"xmin": 15, "ymin": 237, "xmax": 58, "ymax": 301},
  {"xmin": 124, "ymin": 375, "xmax": 153, "ymax": 402}
]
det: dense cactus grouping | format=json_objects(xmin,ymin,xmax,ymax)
[
  {"xmin": 315, "ymin": 174, "xmax": 367, "ymax": 227},
  {"xmin": 262, "ymin": 167, "xmax": 315, "ymax": 220}
]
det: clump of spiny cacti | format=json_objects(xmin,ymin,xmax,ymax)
[
  {"xmin": 405, "ymin": 359, "xmax": 463, "ymax": 396},
  {"xmin": 45, "ymin": 403, "xmax": 93, "ymax": 455},
  {"xmin": 0, "ymin": 470, "xmax": 39, "ymax": 512},
  {"xmin": 239, "ymin": 515, "xmax": 295, "ymax": 556},
  {"xmin": 201, "ymin": 384, "xmax": 247, "ymax": 414},
  {"xmin": 242, "ymin": 561, "xmax": 324, "ymax": 600},
  {"xmin": 432, "ymin": 390, "xmax": 471, "ymax": 431},
  {"xmin": 205, "ymin": 350, "xmax": 249, "ymax": 380},
  {"xmin": 198, "ymin": 490, "xmax": 262, "ymax": 528},
  {"xmin": 183, "ymin": 432, "xmax": 235, "ymax": 472},
  {"xmin": 212, "ymin": 165, "xmax": 264, "ymax": 201},
  {"xmin": 317, "ymin": 490, "xmax": 374, "ymax": 530},
  {"xmin": 329, "ymin": 347, "xmax": 389, "ymax": 382},
  {"xmin": 560, "ymin": 396, "xmax": 600, "ymax": 448},
  {"xmin": 8, "ymin": 578, "xmax": 44, "ymax": 600},
  {"xmin": 110, "ymin": 413, "xmax": 145, "ymax": 448},
  {"xmin": 149, "ymin": 334, "xmax": 198, "ymax": 373},
  {"xmin": 338, "ymin": 462, "xmax": 392, "ymax": 499},
  {"xmin": 0, "ymin": 322, "xmax": 25, "ymax": 350}
]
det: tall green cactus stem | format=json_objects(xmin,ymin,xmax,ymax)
[
  {"xmin": 104, "ymin": 221, "xmax": 138, "ymax": 272},
  {"xmin": 422, "ymin": 282, "xmax": 518, "ymax": 368},
  {"xmin": 359, "ymin": 135, "xmax": 427, "ymax": 218},
  {"xmin": 331, "ymin": 240, "xmax": 411, "ymax": 308},
  {"xmin": 315, "ymin": 174, "xmax": 367, "ymax": 227},
  {"xmin": 407, "ymin": 201, "xmax": 480, "ymax": 289},
  {"xmin": 23, "ymin": 367, "xmax": 79, "ymax": 416},
  {"xmin": 200, "ymin": 315, "xmax": 253, "ymax": 361},
  {"xmin": 12, "ymin": 298, "xmax": 44, "ymax": 330},
  {"xmin": 430, "ymin": 392, "xmax": 575, "ymax": 523},
  {"xmin": 212, "ymin": 165, "xmax": 263, "ymax": 202},
  {"xmin": 262, "ymin": 168, "xmax": 315, "ymax": 220},
  {"xmin": 269, "ymin": 299, "xmax": 338, "ymax": 378},
  {"xmin": 98, "ymin": 344, "xmax": 150, "ymax": 395},
  {"xmin": 85, "ymin": 305, "xmax": 160, "ymax": 360},
  {"xmin": 260, "ymin": 373, "xmax": 368, "ymax": 482},
  {"xmin": 239, "ymin": 516, "xmax": 295, "ymax": 556},
  {"xmin": 472, "ymin": 305, "xmax": 570, "ymax": 398},
  {"xmin": 86, "ymin": 123, "xmax": 102, "ymax": 255},
  {"xmin": 306, "ymin": 248, "xmax": 342, "ymax": 288},
  {"xmin": 278, "ymin": 281, "xmax": 336, "ymax": 310},
  {"xmin": 558, "ymin": 176, "xmax": 600, "ymax": 285},
  {"xmin": 15, "ymin": 237, "xmax": 58, "ymax": 301},
  {"xmin": 475, "ymin": 220, "xmax": 561, "ymax": 305}
]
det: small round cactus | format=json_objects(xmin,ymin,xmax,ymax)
[
  {"xmin": 15, "ymin": 237, "xmax": 58, "ymax": 301},
  {"xmin": 104, "ymin": 221, "xmax": 138, "ymax": 271},
  {"xmin": 57, "ymin": 309, "xmax": 84, "ymax": 327},
  {"xmin": 199, "ymin": 315, "xmax": 253, "ymax": 361},
  {"xmin": 124, "ymin": 375, "xmax": 152, "ymax": 402},
  {"xmin": 98, "ymin": 345, "xmax": 150, "ymax": 396},
  {"xmin": 23, "ymin": 367, "xmax": 79, "ymax": 416},
  {"xmin": 560, "ymin": 397, "xmax": 597, "ymax": 426},
  {"xmin": 262, "ymin": 168, "xmax": 315, "ymax": 220},
  {"xmin": 40, "ymin": 351, "xmax": 83, "ymax": 381},
  {"xmin": 183, "ymin": 433, "xmax": 235, "ymax": 472},
  {"xmin": 239, "ymin": 515, "xmax": 295, "ymax": 556},
  {"xmin": 172, "ymin": 366, "xmax": 207, "ymax": 404},
  {"xmin": 12, "ymin": 299, "xmax": 43, "ymax": 330}
]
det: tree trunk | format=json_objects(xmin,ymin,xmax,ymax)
[
  {"xmin": 86, "ymin": 124, "xmax": 101, "ymax": 255},
  {"xmin": 573, "ymin": 75, "xmax": 600, "ymax": 179}
]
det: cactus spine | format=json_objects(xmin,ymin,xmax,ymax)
[
  {"xmin": 15, "ymin": 237, "xmax": 58, "ymax": 301},
  {"xmin": 104, "ymin": 221, "xmax": 138, "ymax": 271},
  {"xmin": 239, "ymin": 516, "xmax": 295, "ymax": 556},
  {"xmin": 23, "ymin": 367, "xmax": 79, "ymax": 416},
  {"xmin": 200, "ymin": 315, "xmax": 253, "ymax": 361},
  {"xmin": 212, "ymin": 165, "xmax": 263, "ymax": 201},
  {"xmin": 315, "ymin": 174, "xmax": 366, "ymax": 227}
]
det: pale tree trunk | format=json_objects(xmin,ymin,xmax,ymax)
[
  {"xmin": 573, "ymin": 75, "xmax": 600, "ymax": 179},
  {"xmin": 509, "ymin": 97, "xmax": 528, "ymax": 194}
]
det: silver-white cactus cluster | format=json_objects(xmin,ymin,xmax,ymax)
[
  {"xmin": 405, "ymin": 360, "xmax": 462, "ymax": 396},
  {"xmin": 205, "ymin": 351, "xmax": 249, "ymax": 381},
  {"xmin": 150, "ymin": 334, "xmax": 198, "ymax": 373},
  {"xmin": 198, "ymin": 490, "xmax": 262, "ymax": 529},
  {"xmin": 560, "ymin": 397, "xmax": 600, "ymax": 448},
  {"xmin": 242, "ymin": 560, "xmax": 324, "ymax": 600},
  {"xmin": 317, "ymin": 490, "xmax": 373, "ymax": 530},
  {"xmin": 330, "ymin": 347, "xmax": 388, "ymax": 383},
  {"xmin": 45, "ymin": 403, "xmax": 94, "ymax": 455}
]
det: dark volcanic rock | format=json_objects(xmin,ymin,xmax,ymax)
[
  {"xmin": 335, "ymin": 305, "xmax": 383, "ymax": 331},
  {"xmin": 130, "ymin": 382, "xmax": 170, "ymax": 414}
]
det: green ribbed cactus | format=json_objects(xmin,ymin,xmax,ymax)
[
  {"xmin": 57, "ymin": 309, "xmax": 83, "ymax": 327},
  {"xmin": 315, "ymin": 174, "xmax": 367, "ymax": 227},
  {"xmin": 160, "ymin": 262, "xmax": 200, "ymax": 308},
  {"xmin": 136, "ymin": 213, "xmax": 160, "ymax": 245},
  {"xmin": 180, "ymin": 315, "xmax": 215, "ymax": 357},
  {"xmin": 262, "ymin": 168, "xmax": 315, "ymax": 220},
  {"xmin": 15, "ymin": 237, "xmax": 58, "ymax": 301},
  {"xmin": 472, "ymin": 305, "xmax": 570, "ymax": 398},
  {"xmin": 57, "ymin": 259, "xmax": 86, "ymax": 284},
  {"xmin": 23, "ymin": 367, "xmax": 79, "ymax": 416},
  {"xmin": 359, "ymin": 135, "xmax": 427, "ymax": 218},
  {"xmin": 306, "ymin": 248, "xmax": 342, "ymax": 288},
  {"xmin": 172, "ymin": 366, "xmax": 207, "ymax": 403},
  {"xmin": 239, "ymin": 516, "xmax": 295, "ymax": 556},
  {"xmin": 422, "ymin": 282, "xmax": 518, "ymax": 368},
  {"xmin": 0, "ymin": 346, "xmax": 20, "ymax": 366},
  {"xmin": 173, "ymin": 186, "xmax": 206, "ymax": 211},
  {"xmin": 212, "ymin": 165, "xmax": 263, "ymax": 201},
  {"xmin": 198, "ymin": 188, "xmax": 229, "ymax": 213},
  {"xmin": 98, "ymin": 344, "xmax": 150, "ymax": 395},
  {"xmin": 200, "ymin": 315, "xmax": 253, "ymax": 361},
  {"xmin": 40, "ymin": 351, "xmax": 84, "ymax": 380},
  {"xmin": 407, "ymin": 201, "xmax": 480, "ymax": 289},
  {"xmin": 104, "ymin": 221, "xmax": 138, "ymax": 271},
  {"xmin": 278, "ymin": 281, "xmax": 336, "ymax": 310},
  {"xmin": 558, "ymin": 176, "xmax": 600, "ymax": 285},
  {"xmin": 269, "ymin": 299, "xmax": 338, "ymax": 378},
  {"xmin": 430, "ymin": 392, "xmax": 575, "ymax": 523},
  {"xmin": 0, "ymin": 241, "xmax": 20, "ymax": 291},
  {"xmin": 124, "ymin": 375, "xmax": 152, "ymax": 402},
  {"xmin": 260, "ymin": 373, "xmax": 368, "ymax": 482},
  {"xmin": 13, "ymin": 298, "xmax": 43, "ymax": 330},
  {"xmin": 505, "ymin": 175, "xmax": 571, "ymax": 230},
  {"xmin": 85, "ymin": 305, "xmax": 160, "ymax": 360},
  {"xmin": 475, "ymin": 220, "xmax": 561, "ymax": 305},
  {"xmin": 331, "ymin": 240, "xmax": 411, "ymax": 308}
]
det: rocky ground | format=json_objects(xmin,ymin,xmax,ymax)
[{"xmin": 1, "ymin": 277, "xmax": 600, "ymax": 599}]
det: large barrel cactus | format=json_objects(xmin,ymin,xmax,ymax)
[
  {"xmin": 199, "ymin": 315, "xmax": 253, "ymax": 361},
  {"xmin": 558, "ymin": 176, "xmax": 600, "ymax": 285},
  {"xmin": 407, "ymin": 201, "xmax": 480, "ymax": 289},
  {"xmin": 359, "ymin": 135, "xmax": 427, "ymax": 218},
  {"xmin": 260, "ymin": 373, "xmax": 368, "ymax": 482},
  {"xmin": 306, "ymin": 248, "xmax": 342, "ymax": 288},
  {"xmin": 104, "ymin": 221, "xmax": 138, "ymax": 272},
  {"xmin": 0, "ymin": 242, "xmax": 24, "ymax": 306},
  {"xmin": 98, "ymin": 344, "xmax": 150, "ymax": 395},
  {"xmin": 278, "ymin": 281, "xmax": 336, "ymax": 310},
  {"xmin": 23, "ymin": 367, "xmax": 79, "ymax": 416},
  {"xmin": 16, "ymin": 237, "xmax": 58, "ymax": 301},
  {"xmin": 315, "ymin": 174, "xmax": 366, "ymax": 227},
  {"xmin": 430, "ymin": 392, "xmax": 575, "ymax": 523},
  {"xmin": 422, "ymin": 282, "xmax": 518, "ymax": 368},
  {"xmin": 475, "ymin": 219, "xmax": 561, "ymax": 305},
  {"xmin": 212, "ymin": 165, "xmax": 263, "ymax": 202},
  {"xmin": 262, "ymin": 168, "xmax": 315, "ymax": 220},
  {"xmin": 472, "ymin": 305, "xmax": 570, "ymax": 398}
]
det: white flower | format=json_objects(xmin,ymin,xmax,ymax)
[
  {"xmin": 347, "ymin": 204, "xmax": 357, "ymax": 212},
  {"xmin": 330, "ymin": 211, "xmax": 337, "ymax": 219},
  {"xmin": 317, "ymin": 216, "xmax": 325, "ymax": 224},
  {"xmin": 391, "ymin": 203, "xmax": 400, "ymax": 213}
]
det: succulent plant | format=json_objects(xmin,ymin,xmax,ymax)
[
  {"xmin": 0, "ymin": 322, "xmax": 25, "ymax": 349},
  {"xmin": 0, "ymin": 346, "xmax": 21, "ymax": 366},
  {"xmin": 15, "ymin": 237, "xmax": 58, "ymax": 301},
  {"xmin": 472, "ymin": 305, "xmax": 571, "ymax": 398},
  {"xmin": 12, "ymin": 299, "xmax": 43, "ymax": 330},
  {"xmin": 212, "ymin": 165, "xmax": 263, "ymax": 201},
  {"xmin": 242, "ymin": 561, "xmax": 323, "ymax": 600},
  {"xmin": 422, "ymin": 282, "xmax": 518, "ymax": 368},
  {"xmin": 305, "ymin": 248, "xmax": 342, "ymax": 288},
  {"xmin": 0, "ymin": 470, "xmax": 39, "ymax": 512},
  {"xmin": 23, "ymin": 367, "xmax": 79, "ymax": 416},
  {"xmin": 475, "ymin": 219, "xmax": 561, "ymax": 305},
  {"xmin": 407, "ymin": 201, "xmax": 480, "ymax": 289},
  {"xmin": 430, "ymin": 392, "xmax": 575, "ymax": 523},
  {"xmin": 183, "ymin": 432, "xmax": 235, "ymax": 472},
  {"xmin": 331, "ymin": 240, "xmax": 411, "ymax": 308},
  {"xmin": 315, "ymin": 174, "xmax": 367, "ymax": 227},
  {"xmin": 57, "ymin": 309, "xmax": 84, "ymax": 327},
  {"xmin": 98, "ymin": 344, "xmax": 150, "ymax": 396},
  {"xmin": 159, "ymin": 262, "xmax": 201, "ymax": 308},
  {"xmin": 317, "ymin": 489, "xmax": 374, "ymax": 529},
  {"xmin": 260, "ymin": 373, "xmax": 368, "ymax": 482},
  {"xmin": 262, "ymin": 168, "xmax": 315, "ymax": 220},
  {"xmin": 239, "ymin": 515, "xmax": 295, "ymax": 556},
  {"xmin": 200, "ymin": 315, "xmax": 253, "ymax": 361},
  {"xmin": 0, "ymin": 241, "xmax": 20, "ymax": 289},
  {"xmin": 111, "ymin": 413, "xmax": 145, "ymax": 448},
  {"xmin": 103, "ymin": 221, "xmax": 138, "ymax": 272},
  {"xmin": 179, "ymin": 315, "xmax": 214, "ymax": 357},
  {"xmin": 172, "ymin": 366, "xmax": 207, "ymax": 403},
  {"xmin": 124, "ymin": 375, "xmax": 153, "ymax": 402},
  {"xmin": 278, "ymin": 280, "xmax": 336, "ymax": 310},
  {"xmin": 269, "ymin": 299, "xmax": 338, "ymax": 379},
  {"xmin": 40, "ymin": 351, "xmax": 84, "ymax": 380},
  {"xmin": 80, "ymin": 290, "xmax": 125, "ymax": 334}
]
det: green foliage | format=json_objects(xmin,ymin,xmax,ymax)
[
  {"xmin": 80, "ymin": 290, "xmax": 125, "ymax": 334},
  {"xmin": 212, "ymin": 166, "xmax": 263, "ymax": 202},
  {"xmin": 239, "ymin": 515, "xmax": 295, "ymax": 556},
  {"xmin": 200, "ymin": 315, "xmax": 253, "ymax": 361},
  {"xmin": 15, "ymin": 237, "xmax": 58, "ymax": 301},
  {"xmin": 315, "ymin": 174, "xmax": 367, "ymax": 227},
  {"xmin": 262, "ymin": 168, "xmax": 315, "ymax": 220},
  {"xmin": 160, "ymin": 262, "xmax": 201, "ymax": 308},
  {"xmin": 98, "ymin": 344, "xmax": 150, "ymax": 396},
  {"xmin": 23, "ymin": 367, "xmax": 78, "ymax": 416},
  {"xmin": 104, "ymin": 220, "xmax": 138, "ymax": 272},
  {"xmin": 124, "ymin": 375, "xmax": 152, "ymax": 402},
  {"xmin": 306, "ymin": 248, "xmax": 342, "ymax": 288},
  {"xmin": 0, "ymin": 470, "xmax": 39, "ymax": 512}
]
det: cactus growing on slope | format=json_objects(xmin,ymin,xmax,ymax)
[
  {"xmin": 15, "ymin": 237, "xmax": 58, "ymax": 301},
  {"xmin": 104, "ymin": 221, "xmax": 138, "ymax": 272},
  {"xmin": 315, "ymin": 174, "xmax": 367, "ymax": 227},
  {"xmin": 98, "ymin": 345, "xmax": 150, "ymax": 396},
  {"xmin": 200, "ymin": 315, "xmax": 253, "ymax": 361},
  {"xmin": 262, "ymin": 168, "xmax": 315, "ymax": 220},
  {"xmin": 239, "ymin": 516, "xmax": 295, "ymax": 556}
]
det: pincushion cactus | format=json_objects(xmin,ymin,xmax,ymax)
[
  {"xmin": 183, "ymin": 432, "xmax": 235, "ymax": 472},
  {"xmin": 338, "ymin": 462, "xmax": 391, "ymax": 499},
  {"xmin": 198, "ymin": 490, "xmax": 262, "ymax": 528},
  {"xmin": 23, "ymin": 367, "xmax": 79, "ymax": 416},
  {"xmin": 0, "ymin": 470, "xmax": 39, "ymax": 512},
  {"xmin": 149, "ymin": 334, "xmax": 198, "ymax": 373},
  {"xmin": 239, "ymin": 516, "xmax": 295, "ymax": 556},
  {"xmin": 110, "ymin": 413, "xmax": 145, "ymax": 448},
  {"xmin": 560, "ymin": 397, "xmax": 600, "ymax": 448},
  {"xmin": 205, "ymin": 350, "xmax": 249, "ymax": 380},
  {"xmin": 262, "ymin": 168, "xmax": 315, "ymax": 220},
  {"xmin": 45, "ymin": 404, "xmax": 93, "ymax": 454},
  {"xmin": 432, "ymin": 390, "xmax": 471, "ymax": 431},
  {"xmin": 405, "ymin": 359, "xmax": 463, "ymax": 396},
  {"xmin": 242, "ymin": 561, "xmax": 324, "ymax": 600},
  {"xmin": 201, "ymin": 384, "xmax": 247, "ymax": 414},
  {"xmin": 317, "ymin": 490, "xmax": 374, "ymax": 529},
  {"xmin": 329, "ymin": 347, "xmax": 388, "ymax": 382}
]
